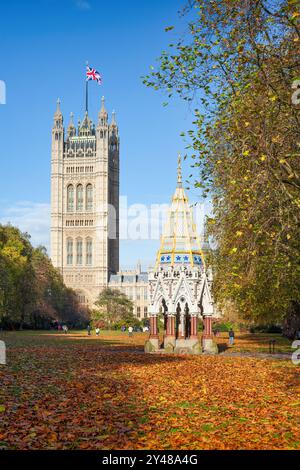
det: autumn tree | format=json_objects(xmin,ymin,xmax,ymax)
[
  {"xmin": 143, "ymin": 0, "xmax": 300, "ymax": 327},
  {"xmin": 0, "ymin": 224, "xmax": 87, "ymax": 329},
  {"xmin": 92, "ymin": 288, "xmax": 135, "ymax": 328},
  {"xmin": 0, "ymin": 225, "xmax": 35, "ymax": 327}
]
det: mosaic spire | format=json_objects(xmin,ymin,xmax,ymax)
[{"xmin": 156, "ymin": 155, "xmax": 204, "ymax": 268}]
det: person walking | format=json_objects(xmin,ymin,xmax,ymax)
[
  {"xmin": 128, "ymin": 326, "xmax": 133, "ymax": 337},
  {"xmin": 87, "ymin": 325, "xmax": 91, "ymax": 336},
  {"xmin": 228, "ymin": 328, "xmax": 235, "ymax": 346}
]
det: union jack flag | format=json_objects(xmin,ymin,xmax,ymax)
[{"xmin": 86, "ymin": 65, "xmax": 102, "ymax": 85}]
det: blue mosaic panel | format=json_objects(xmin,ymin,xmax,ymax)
[
  {"xmin": 193, "ymin": 255, "xmax": 202, "ymax": 265},
  {"xmin": 160, "ymin": 253, "xmax": 203, "ymax": 264},
  {"xmin": 160, "ymin": 254, "xmax": 171, "ymax": 263}
]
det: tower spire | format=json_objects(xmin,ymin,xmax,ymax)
[
  {"xmin": 101, "ymin": 95, "xmax": 106, "ymax": 112},
  {"xmin": 177, "ymin": 152, "xmax": 182, "ymax": 187},
  {"xmin": 67, "ymin": 112, "xmax": 76, "ymax": 137},
  {"xmin": 54, "ymin": 98, "xmax": 62, "ymax": 118},
  {"xmin": 98, "ymin": 95, "xmax": 108, "ymax": 126}
]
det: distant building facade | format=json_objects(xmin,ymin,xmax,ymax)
[{"xmin": 109, "ymin": 263, "xmax": 149, "ymax": 319}]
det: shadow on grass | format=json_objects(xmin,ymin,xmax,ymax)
[
  {"xmin": 0, "ymin": 331, "xmax": 190, "ymax": 449},
  {"xmin": 217, "ymin": 342, "xmax": 229, "ymax": 353}
]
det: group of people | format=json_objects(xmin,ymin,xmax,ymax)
[
  {"xmin": 87, "ymin": 325, "xmax": 100, "ymax": 336},
  {"xmin": 57, "ymin": 324, "xmax": 69, "ymax": 334},
  {"xmin": 126, "ymin": 325, "xmax": 149, "ymax": 337},
  {"xmin": 121, "ymin": 325, "xmax": 149, "ymax": 334},
  {"xmin": 85, "ymin": 324, "xmax": 150, "ymax": 337}
]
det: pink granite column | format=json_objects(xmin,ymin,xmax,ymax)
[
  {"xmin": 202, "ymin": 315, "xmax": 213, "ymax": 340},
  {"xmin": 166, "ymin": 315, "xmax": 175, "ymax": 336},
  {"xmin": 150, "ymin": 315, "xmax": 158, "ymax": 338},
  {"xmin": 190, "ymin": 316, "xmax": 198, "ymax": 339}
]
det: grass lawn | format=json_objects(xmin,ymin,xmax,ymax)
[{"xmin": 0, "ymin": 330, "xmax": 299, "ymax": 450}]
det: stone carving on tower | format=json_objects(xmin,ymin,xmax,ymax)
[
  {"xmin": 50, "ymin": 96, "xmax": 119, "ymax": 307},
  {"xmin": 145, "ymin": 154, "xmax": 217, "ymax": 354}
]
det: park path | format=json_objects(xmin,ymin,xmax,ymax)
[{"xmin": 219, "ymin": 351, "xmax": 292, "ymax": 360}]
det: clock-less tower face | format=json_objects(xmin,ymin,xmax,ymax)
[{"xmin": 50, "ymin": 98, "xmax": 119, "ymax": 307}]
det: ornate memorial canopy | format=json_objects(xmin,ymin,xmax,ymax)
[{"xmin": 145, "ymin": 154, "xmax": 217, "ymax": 354}]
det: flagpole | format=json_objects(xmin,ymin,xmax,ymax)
[
  {"xmin": 85, "ymin": 60, "xmax": 89, "ymax": 114},
  {"xmin": 86, "ymin": 80, "xmax": 88, "ymax": 114}
]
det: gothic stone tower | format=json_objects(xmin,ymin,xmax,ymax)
[
  {"xmin": 50, "ymin": 97, "xmax": 119, "ymax": 307},
  {"xmin": 145, "ymin": 155, "xmax": 217, "ymax": 355}
]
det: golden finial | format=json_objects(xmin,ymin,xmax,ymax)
[{"xmin": 177, "ymin": 152, "xmax": 182, "ymax": 186}]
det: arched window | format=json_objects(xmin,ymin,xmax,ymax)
[
  {"xmin": 76, "ymin": 238, "xmax": 83, "ymax": 265},
  {"xmin": 76, "ymin": 184, "xmax": 83, "ymax": 211},
  {"xmin": 67, "ymin": 238, "xmax": 73, "ymax": 265},
  {"xmin": 67, "ymin": 185, "xmax": 74, "ymax": 211},
  {"xmin": 86, "ymin": 184, "xmax": 93, "ymax": 210},
  {"xmin": 86, "ymin": 237, "xmax": 92, "ymax": 265}
]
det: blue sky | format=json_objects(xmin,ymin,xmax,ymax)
[{"xmin": 0, "ymin": 0, "xmax": 208, "ymax": 269}]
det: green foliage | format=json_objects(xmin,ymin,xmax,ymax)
[
  {"xmin": 143, "ymin": 0, "xmax": 300, "ymax": 325},
  {"xmin": 141, "ymin": 317, "xmax": 150, "ymax": 327},
  {"xmin": 91, "ymin": 288, "xmax": 135, "ymax": 328},
  {"xmin": 213, "ymin": 322, "xmax": 234, "ymax": 332},
  {"xmin": 0, "ymin": 224, "xmax": 88, "ymax": 329},
  {"xmin": 113, "ymin": 317, "xmax": 142, "ymax": 330},
  {"xmin": 249, "ymin": 324, "xmax": 283, "ymax": 334}
]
